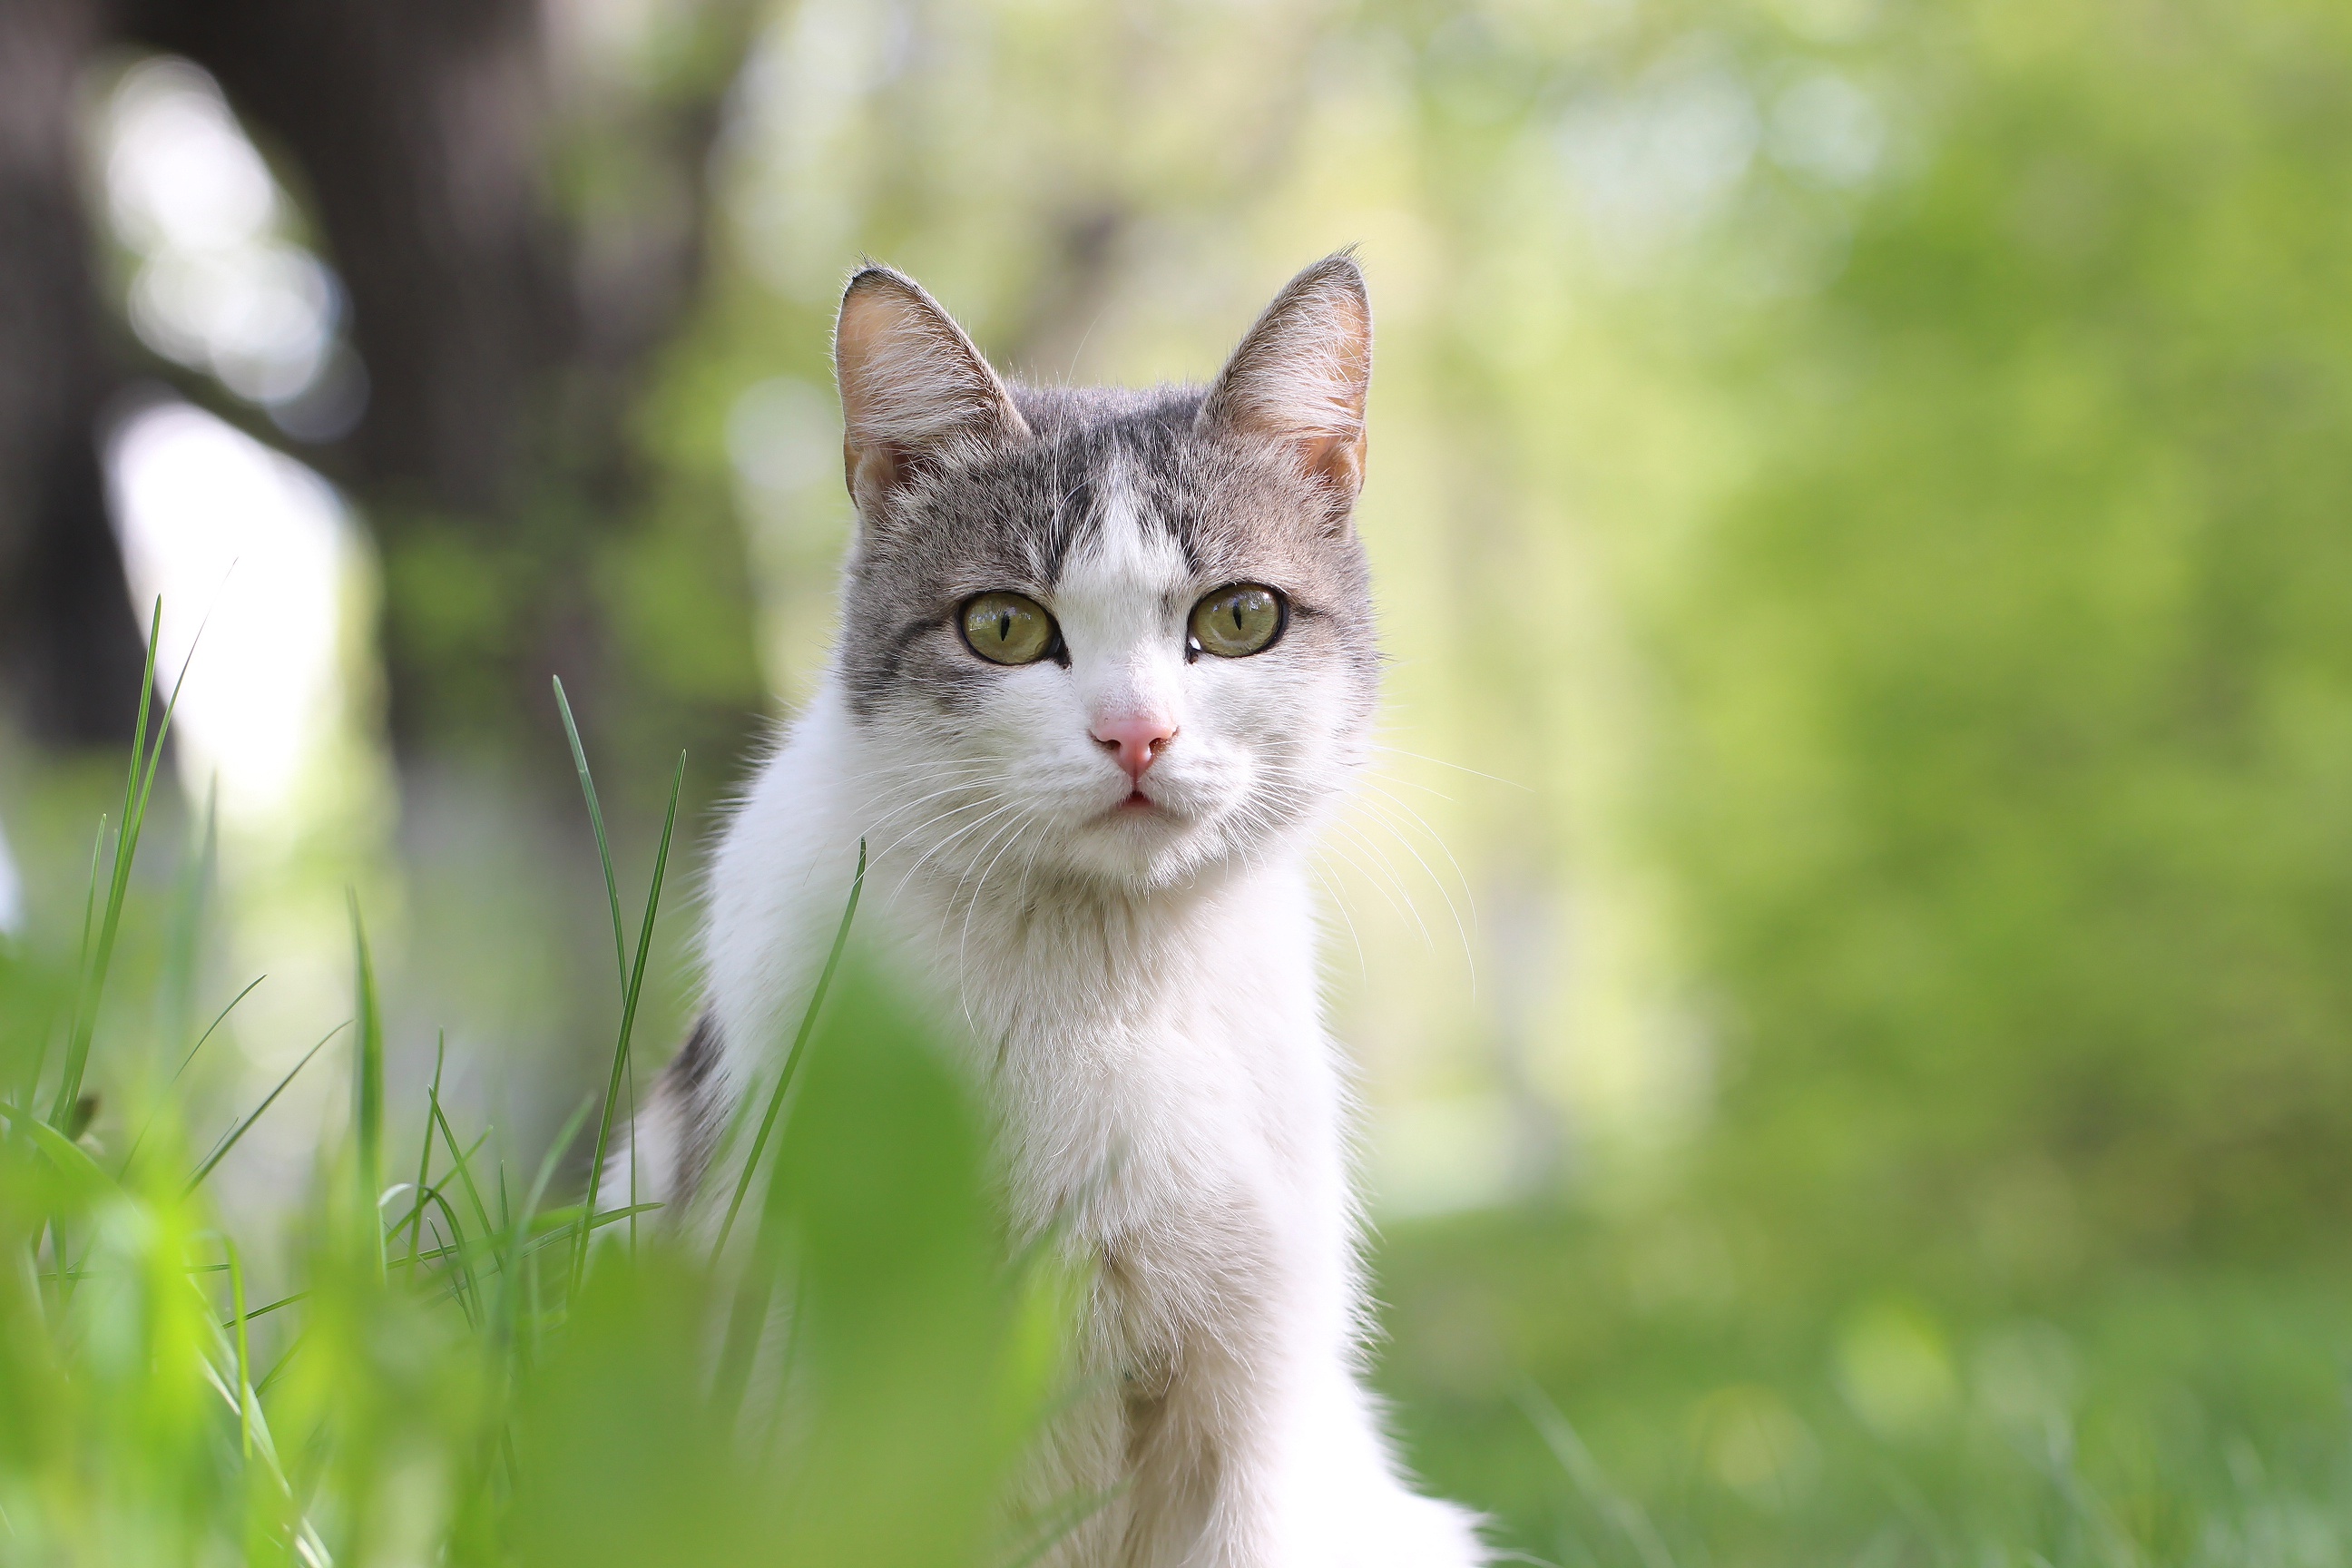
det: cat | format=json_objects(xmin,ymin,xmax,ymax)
[{"xmin": 618, "ymin": 253, "xmax": 1486, "ymax": 1568}]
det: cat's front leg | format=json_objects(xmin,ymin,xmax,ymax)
[
  {"xmin": 1116, "ymin": 1262, "xmax": 1485, "ymax": 1568},
  {"xmin": 1259, "ymin": 1371, "xmax": 1490, "ymax": 1568}
]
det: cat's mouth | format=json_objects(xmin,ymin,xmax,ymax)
[{"xmin": 1115, "ymin": 789, "xmax": 1158, "ymax": 813}]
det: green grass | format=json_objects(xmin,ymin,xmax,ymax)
[
  {"xmin": 1372, "ymin": 1206, "xmax": 2352, "ymax": 1567},
  {"xmin": 0, "ymin": 644, "xmax": 1070, "ymax": 1567},
  {"xmin": 5, "ymin": 635, "xmax": 2348, "ymax": 1566}
]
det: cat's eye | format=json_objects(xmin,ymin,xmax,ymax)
[
  {"xmin": 1189, "ymin": 583, "xmax": 1286, "ymax": 659},
  {"xmin": 961, "ymin": 592, "xmax": 1059, "ymax": 666}
]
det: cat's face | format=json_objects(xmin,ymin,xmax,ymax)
[{"xmin": 828, "ymin": 259, "xmax": 1377, "ymax": 894}]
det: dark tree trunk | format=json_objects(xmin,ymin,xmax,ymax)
[
  {"xmin": 125, "ymin": 0, "xmax": 587, "ymax": 770},
  {"xmin": 0, "ymin": 0, "xmax": 151, "ymax": 748},
  {"xmin": 0, "ymin": 0, "xmax": 761, "ymax": 785},
  {"xmin": 126, "ymin": 0, "xmax": 760, "ymax": 787},
  {"xmin": 125, "ymin": 0, "xmax": 570, "ymax": 516}
]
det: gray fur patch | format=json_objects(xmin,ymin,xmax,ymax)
[
  {"xmin": 838, "ymin": 382, "xmax": 1378, "ymax": 724},
  {"xmin": 658, "ymin": 1008, "xmax": 727, "ymax": 1205}
]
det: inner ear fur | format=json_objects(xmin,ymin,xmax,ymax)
[
  {"xmin": 1198, "ymin": 253, "xmax": 1373, "ymax": 508},
  {"xmin": 834, "ymin": 266, "xmax": 1028, "ymax": 516}
]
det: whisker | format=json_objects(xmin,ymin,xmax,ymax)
[
  {"xmin": 1308, "ymin": 861, "xmax": 1369, "ymax": 981},
  {"xmin": 892, "ymin": 799, "xmax": 1026, "ymax": 902},
  {"xmin": 855, "ymin": 776, "xmax": 1002, "ymax": 846},
  {"xmin": 1368, "ymin": 743, "xmax": 1531, "ymax": 791},
  {"xmin": 1348, "ymin": 789, "xmax": 1477, "ymax": 989},
  {"xmin": 865, "ymin": 795, "xmax": 1001, "ymax": 867},
  {"xmin": 1319, "ymin": 819, "xmax": 1421, "ymax": 937}
]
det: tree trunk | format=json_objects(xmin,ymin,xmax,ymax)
[
  {"xmin": 0, "ymin": 0, "xmax": 151, "ymax": 748},
  {"xmin": 0, "ymin": 0, "xmax": 762, "ymax": 786}
]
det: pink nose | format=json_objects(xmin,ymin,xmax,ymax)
[{"xmin": 1093, "ymin": 714, "xmax": 1177, "ymax": 781}]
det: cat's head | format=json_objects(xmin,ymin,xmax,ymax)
[{"xmin": 828, "ymin": 254, "xmax": 1377, "ymax": 894}]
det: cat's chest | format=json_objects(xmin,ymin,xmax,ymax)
[{"xmin": 972, "ymin": 935, "xmax": 1332, "ymax": 1238}]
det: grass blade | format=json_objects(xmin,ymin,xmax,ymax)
[
  {"xmin": 717, "ymin": 839, "xmax": 866, "ymax": 1255},
  {"xmin": 122, "ymin": 973, "xmax": 267, "ymax": 1177},
  {"xmin": 54, "ymin": 599, "xmax": 157, "ymax": 1126},
  {"xmin": 1516, "ymin": 1384, "xmax": 1678, "ymax": 1568},
  {"xmin": 423, "ymin": 1220, "xmax": 478, "ymax": 1326},
  {"xmin": 56, "ymin": 597, "xmax": 191, "ymax": 1128},
  {"xmin": 185, "ymin": 1023, "xmax": 348, "ymax": 1196},
  {"xmin": 223, "ymin": 1289, "xmax": 308, "ymax": 1328},
  {"xmin": 572, "ymin": 750, "xmax": 686, "ymax": 1296},
  {"xmin": 431, "ymin": 1107, "xmax": 496, "ymax": 1242},
  {"xmin": 224, "ymin": 1236, "xmax": 252, "ymax": 1457},
  {"xmin": 0, "ymin": 1099, "xmax": 122, "ymax": 1203},
  {"xmin": 407, "ymin": 1032, "xmax": 446, "ymax": 1271},
  {"xmin": 533, "ymin": 1101, "xmax": 598, "ymax": 1222},
  {"xmin": 62, "ymin": 815, "xmax": 106, "ymax": 1111},
  {"xmin": 554, "ymin": 676, "xmax": 629, "ymax": 990},
  {"xmin": 350, "ymin": 897, "xmax": 386, "ymax": 1276},
  {"xmin": 254, "ymin": 1332, "xmax": 304, "ymax": 1397},
  {"xmin": 519, "ymin": 1093, "xmax": 593, "ymax": 1342},
  {"xmin": 169, "ymin": 975, "xmax": 266, "ymax": 1091}
]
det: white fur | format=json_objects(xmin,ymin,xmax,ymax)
[{"xmin": 657, "ymin": 425, "xmax": 1480, "ymax": 1566}]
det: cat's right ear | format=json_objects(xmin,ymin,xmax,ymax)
[
  {"xmin": 834, "ymin": 266, "xmax": 1028, "ymax": 517},
  {"xmin": 1198, "ymin": 252, "xmax": 1373, "ymax": 516}
]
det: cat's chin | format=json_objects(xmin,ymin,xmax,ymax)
[{"xmin": 1047, "ymin": 799, "xmax": 1232, "ymax": 891}]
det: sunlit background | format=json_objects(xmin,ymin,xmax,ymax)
[{"xmin": 5, "ymin": 0, "xmax": 2352, "ymax": 1557}]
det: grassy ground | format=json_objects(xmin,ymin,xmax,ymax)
[
  {"xmin": 0, "ymin": 668, "xmax": 1065, "ymax": 1568},
  {"xmin": 1373, "ymin": 1207, "xmax": 2352, "ymax": 1567},
  {"xmin": 7, "ymin": 666, "xmax": 2347, "ymax": 1563}
]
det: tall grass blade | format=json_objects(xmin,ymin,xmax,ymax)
[
  {"xmin": 717, "ymin": 838, "xmax": 866, "ymax": 1254},
  {"xmin": 224, "ymin": 1235, "xmax": 252, "ymax": 1458},
  {"xmin": 55, "ymin": 597, "xmax": 191, "ymax": 1128},
  {"xmin": 517, "ymin": 1093, "xmax": 593, "ymax": 1343},
  {"xmin": 254, "ymin": 1333, "xmax": 305, "ymax": 1397},
  {"xmin": 55, "ymin": 601, "xmax": 157, "ymax": 1123},
  {"xmin": 351, "ymin": 896, "xmax": 387, "ymax": 1277},
  {"xmin": 185, "ymin": 1022, "xmax": 348, "ymax": 1195},
  {"xmin": 431, "ymin": 1103, "xmax": 496, "ymax": 1241},
  {"xmin": 572, "ymin": 750, "xmax": 685, "ymax": 1296},
  {"xmin": 408, "ymin": 1031, "xmax": 446, "ymax": 1270},
  {"xmin": 172, "ymin": 974, "xmax": 265, "ymax": 1090},
  {"xmin": 554, "ymin": 675, "xmax": 629, "ymax": 988},
  {"xmin": 1516, "ymin": 1385, "xmax": 1677, "ymax": 1568},
  {"xmin": 428, "ymin": 1103, "xmax": 493, "ymax": 1319},
  {"xmin": 122, "ymin": 973, "xmax": 266, "ymax": 1176},
  {"xmin": 417, "ymin": 1208, "xmax": 480, "ymax": 1327},
  {"xmin": 60, "ymin": 817, "xmax": 108, "ymax": 1120},
  {"xmin": 225, "ymin": 1289, "xmax": 307, "ymax": 1328}
]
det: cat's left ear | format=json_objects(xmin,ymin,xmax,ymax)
[
  {"xmin": 1198, "ymin": 252, "xmax": 1373, "ymax": 514},
  {"xmin": 835, "ymin": 265, "xmax": 1029, "ymax": 517}
]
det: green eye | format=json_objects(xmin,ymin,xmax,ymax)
[
  {"xmin": 1189, "ymin": 583, "xmax": 1286, "ymax": 658},
  {"xmin": 960, "ymin": 592, "xmax": 1058, "ymax": 665}
]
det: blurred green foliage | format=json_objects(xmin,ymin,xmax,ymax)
[
  {"xmin": 1661, "ymin": 0, "xmax": 2352, "ymax": 1258},
  {"xmin": 0, "ymin": 720, "xmax": 1066, "ymax": 1565},
  {"xmin": 1373, "ymin": 1208, "xmax": 2352, "ymax": 1565}
]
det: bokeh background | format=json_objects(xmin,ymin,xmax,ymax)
[{"xmin": 5, "ymin": 0, "xmax": 2352, "ymax": 1559}]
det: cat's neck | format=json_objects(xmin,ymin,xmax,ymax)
[{"xmin": 881, "ymin": 834, "xmax": 1296, "ymax": 1024}]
